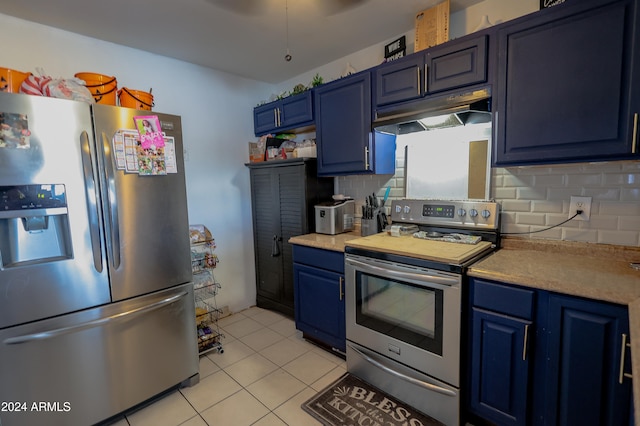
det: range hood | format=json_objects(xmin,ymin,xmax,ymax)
[{"xmin": 374, "ymin": 87, "xmax": 491, "ymax": 135}]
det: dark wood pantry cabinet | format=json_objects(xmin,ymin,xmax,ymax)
[
  {"xmin": 493, "ymin": 0, "xmax": 640, "ymax": 165},
  {"xmin": 246, "ymin": 159, "xmax": 333, "ymax": 317}
]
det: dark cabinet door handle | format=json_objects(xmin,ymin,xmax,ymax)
[{"xmin": 271, "ymin": 235, "xmax": 282, "ymax": 257}]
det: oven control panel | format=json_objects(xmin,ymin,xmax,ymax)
[{"xmin": 391, "ymin": 199, "xmax": 499, "ymax": 230}]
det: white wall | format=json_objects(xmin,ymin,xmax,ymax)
[{"xmin": 0, "ymin": 13, "xmax": 275, "ymax": 313}]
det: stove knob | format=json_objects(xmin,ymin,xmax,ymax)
[
  {"xmin": 457, "ymin": 208, "xmax": 466, "ymax": 217},
  {"xmin": 469, "ymin": 208, "xmax": 478, "ymax": 218},
  {"xmin": 403, "ymin": 205, "xmax": 411, "ymax": 214},
  {"xmin": 481, "ymin": 209, "xmax": 492, "ymax": 219},
  {"xmin": 395, "ymin": 205, "xmax": 402, "ymax": 214}
]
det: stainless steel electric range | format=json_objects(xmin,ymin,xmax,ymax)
[{"xmin": 344, "ymin": 199, "xmax": 501, "ymax": 426}]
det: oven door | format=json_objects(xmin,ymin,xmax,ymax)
[{"xmin": 345, "ymin": 253, "xmax": 461, "ymax": 387}]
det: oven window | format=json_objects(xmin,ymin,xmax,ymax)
[{"xmin": 355, "ymin": 271, "xmax": 443, "ymax": 355}]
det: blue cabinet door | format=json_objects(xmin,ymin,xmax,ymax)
[
  {"xmin": 542, "ymin": 294, "xmax": 632, "ymax": 426},
  {"xmin": 426, "ymin": 35, "xmax": 488, "ymax": 94},
  {"xmin": 374, "ymin": 55, "xmax": 423, "ymax": 107},
  {"xmin": 494, "ymin": 0, "xmax": 640, "ymax": 165},
  {"xmin": 373, "ymin": 34, "xmax": 489, "ymax": 108},
  {"xmin": 254, "ymin": 102, "xmax": 278, "ymax": 135},
  {"xmin": 315, "ymin": 72, "xmax": 396, "ymax": 176},
  {"xmin": 280, "ymin": 91, "xmax": 314, "ymax": 130},
  {"xmin": 315, "ymin": 72, "xmax": 372, "ymax": 175},
  {"xmin": 293, "ymin": 262, "xmax": 345, "ymax": 353},
  {"xmin": 469, "ymin": 308, "xmax": 531, "ymax": 426},
  {"xmin": 253, "ymin": 91, "xmax": 314, "ymax": 136}
]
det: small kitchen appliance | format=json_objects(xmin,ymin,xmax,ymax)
[
  {"xmin": 344, "ymin": 198, "xmax": 500, "ymax": 426},
  {"xmin": 315, "ymin": 199, "xmax": 355, "ymax": 235}
]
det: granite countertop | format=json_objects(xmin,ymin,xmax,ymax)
[
  {"xmin": 468, "ymin": 237, "xmax": 640, "ymax": 425},
  {"xmin": 288, "ymin": 230, "xmax": 362, "ymax": 252}
]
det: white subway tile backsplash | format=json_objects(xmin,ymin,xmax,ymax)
[
  {"xmin": 583, "ymin": 188, "xmax": 621, "ymax": 201},
  {"xmin": 603, "ymin": 171, "xmax": 640, "ymax": 185},
  {"xmin": 530, "ymin": 228, "xmax": 563, "ymax": 240},
  {"xmin": 620, "ymin": 215, "xmax": 640, "ymax": 231},
  {"xmin": 337, "ymin": 156, "xmax": 640, "ymax": 247},
  {"xmin": 599, "ymin": 202, "xmax": 640, "ymax": 216},
  {"xmin": 515, "ymin": 213, "xmax": 546, "ymax": 226},
  {"xmin": 500, "ymin": 200, "xmax": 532, "ymax": 212},
  {"xmin": 533, "ymin": 174, "xmax": 565, "ymax": 186},
  {"xmin": 621, "ymin": 188, "xmax": 640, "ymax": 202},
  {"xmin": 597, "ymin": 230, "xmax": 639, "ymax": 246},
  {"xmin": 503, "ymin": 174, "xmax": 535, "ymax": 187},
  {"xmin": 517, "ymin": 187, "xmax": 547, "ymax": 200},
  {"xmin": 563, "ymin": 228, "xmax": 599, "ymax": 242},
  {"xmin": 531, "ymin": 201, "xmax": 563, "ymax": 213},
  {"xmin": 493, "ymin": 187, "xmax": 517, "ymax": 199},
  {"xmin": 566, "ymin": 173, "xmax": 604, "ymax": 186}
]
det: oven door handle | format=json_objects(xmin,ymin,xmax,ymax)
[
  {"xmin": 347, "ymin": 343, "xmax": 457, "ymax": 397},
  {"xmin": 346, "ymin": 257, "xmax": 459, "ymax": 287}
]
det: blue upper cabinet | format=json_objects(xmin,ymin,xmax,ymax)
[
  {"xmin": 315, "ymin": 71, "xmax": 396, "ymax": 176},
  {"xmin": 374, "ymin": 34, "xmax": 489, "ymax": 108},
  {"xmin": 494, "ymin": 0, "xmax": 640, "ymax": 166},
  {"xmin": 253, "ymin": 90, "xmax": 314, "ymax": 136}
]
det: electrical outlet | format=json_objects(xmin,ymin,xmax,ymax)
[{"xmin": 569, "ymin": 196, "xmax": 592, "ymax": 221}]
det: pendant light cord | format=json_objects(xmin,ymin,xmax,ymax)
[{"xmin": 284, "ymin": 0, "xmax": 292, "ymax": 61}]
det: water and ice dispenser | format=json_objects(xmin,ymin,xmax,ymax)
[{"xmin": 0, "ymin": 184, "xmax": 73, "ymax": 268}]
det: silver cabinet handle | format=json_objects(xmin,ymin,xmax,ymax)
[
  {"xmin": 339, "ymin": 276, "xmax": 344, "ymax": 301},
  {"xmin": 632, "ymin": 113, "xmax": 638, "ymax": 154},
  {"xmin": 3, "ymin": 291, "xmax": 188, "ymax": 345},
  {"xmin": 348, "ymin": 342, "xmax": 456, "ymax": 397},
  {"xmin": 101, "ymin": 131, "xmax": 121, "ymax": 270},
  {"xmin": 416, "ymin": 68, "xmax": 421, "ymax": 95},
  {"xmin": 619, "ymin": 333, "xmax": 633, "ymax": 384},
  {"xmin": 80, "ymin": 130, "xmax": 103, "ymax": 273},
  {"xmin": 364, "ymin": 145, "xmax": 370, "ymax": 171},
  {"xmin": 424, "ymin": 64, "xmax": 429, "ymax": 93},
  {"xmin": 522, "ymin": 323, "xmax": 530, "ymax": 361}
]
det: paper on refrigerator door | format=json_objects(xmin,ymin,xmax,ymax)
[{"xmin": 112, "ymin": 129, "xmax": 177, "ymax": 174}]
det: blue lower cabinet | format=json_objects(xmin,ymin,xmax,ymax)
[
  {"xmin": 468, "ymin": 278, "xmax": 632, "ymax": 426},
  {"xmin": 540, "ymin": 294, "xmax": 632, "ymax": 426},
  {"xmin": 470, "ymin": 308, "xmax": 531, "ymax": 426},
  {"xmin": 292, "ymin": 245, "xmax": 345, "ymax": 354}
]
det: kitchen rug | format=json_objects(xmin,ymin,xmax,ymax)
[{"xmin": 301, "ymin": 373, "xmax": 444, "ymax": 426}]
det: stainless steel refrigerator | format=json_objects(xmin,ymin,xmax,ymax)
[{"xmin": 0, "ymin": 92, "xmax": 199, "ymax": 426}]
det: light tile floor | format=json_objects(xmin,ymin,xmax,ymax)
[{"xmin": 108, "ymin": 306, "xmax": 346, "ymax": 426}]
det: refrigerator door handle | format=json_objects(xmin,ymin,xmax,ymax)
[
  {"xmin": 80, "ymin": 130, "xmax": 104, "ymax": 273},
  {"xmin": 101, "ymin": 131, "xmax": 121, "ymax": 269},
  {"xmin": 3, "ymin": 291, "xmax": 188, "ymax": 345}
]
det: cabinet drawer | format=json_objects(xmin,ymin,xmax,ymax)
[
  {"xmin": 292, "ymin": 244, "xmax": 344, "ymax": 273},
  {"xmin": 472, "ymin": 278, "xmax": 534, "ymax": 320}
]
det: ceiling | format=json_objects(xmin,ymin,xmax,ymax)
[{"xmin": 0, "ymin": 0, "xmax": 482, "ymax": 84}]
